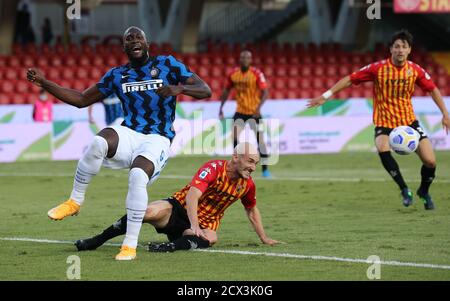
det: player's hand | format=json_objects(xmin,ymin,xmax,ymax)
[
  {"xmin": 156, "ymin": 85, "xmax": 183, "ymax": 98},
  {"xmin": 442, "ymin": 115, "xmax": 450, "ymax": 135},
  {"xmin": 261, "ymin": 237, "xmax": 281, "ymax": 246},
  {"xmin": 219, "ymin": 109, "xmax": 224, "ymax": 120},
  {"xmin": 190, "ymin": 224, "xmax": 208, "ymax": 241},
  {"xmin": 27, "ymin": 68, "xmax": 45, "ymax": 87},
  {"xmin": 307, "ymin": 96, "xmax": 326, "ymax": 108}
]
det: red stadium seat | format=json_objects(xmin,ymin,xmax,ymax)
[
  {"xmin": 338, "ymin": 64, "xmax": 351, "ymax": 76},
  {"xmin": 263, "ymin": 66, "xmax": 274, "ymax": 77},
  {"xmin": 272, "ymin": 90, "xmax": 286, "ymax": 99},
  {"xmin": 275, "ymin": 56, "xmax": 287, "ymax": 65},
  {"xmin": 22, "ymin": 57, "xmax": 34, "ymax": 68},
  {"xmin": 288, "ymin": 65, "xmax": 299, "ymax": 77},
  {"xmin": 286, "ymin": 90, "xmax": 298, "ymax": 99},
  {"xmin": 287, "ymin": 77, "xmax": 297, "ymax": 89},
  {"xmin": 0, "ymin": 93, "xmax": 11, "ymax": 104},
  {"xmin": 197, "ymin": 66, "xmax": 209, "ymax": 78},
  {"xmin": 275, "ymin": 65, "xmax": 288, "ymax": 77},
  {"xmin": 4, "ymin": 67, "xmax": 19, "ymax": 81},
  {"xmin": 199, "ymin": 56, "xmax": 210, "ymax": 66},
  {"xmin": 46, "ymin": 68, "xmax": 61, "ymax": 81},
  {"xmin": 11, "ymin": 93, "xmax": 27, "ymax": 104},
  {"xmin": 104, "ymin": 56, "xmax": 119, "ymax": 67},
  {"xmin": 299, "ymin": 88, "xmax": 314, "ymax": 99},
  {"xmin": 211, "ymin": 56, "xmax": 224, "ymax": 66},
  {"xmin": 51, "ymin": 57, "xmax": 62, "ymax": 68},
  {"xmin": 0, "ymin": 81, "xmax": 14, "ymax": 93},
  {"xmin": 211, "ymin": 66, "xmax": 222, "ymax": 78},
  {"xmin": 16, "ymin": 81, "xmax": 29, "ymax": 94},
  {"xmin": 209, "ymin": 78, "xmax": 222, "ymax": 91},
  {"xmin": 274, "ymin": 78, "xmax": 285, "ymax": 90},
  {"xmin": 313, "ymin": 66, "xmax": 325, "ymax": 77},
  {"xmin": 287, "ymin": 55, "xmax": 300, "ymax": 65},
  {"xmin": 75, "ymin": 67, "xmax": 89, "ymax": 79},
  {"xmin": 72, "ymin": 80, "xmax": 90, "ymax": 91},
  {"xmin": 90, "ymin": 67, "xmax": 103, "ymax": 80},
  {"xmin": 79, "ymin": 56, "xmax": 91, "ymax": 67},
  {"xmin": 299, "ymin": 78, "xmax": 311, "ymax": 89},
  {"xmin": 8, "ymin": 57, "xmax": 21, "ymax": 68},
  {"xmin": 312, "ymin": 77, "xmax": 324, "ymax": 89},
  {"xmin": 36, "ymin": 57, "xmax": 49, "ymax": 69},
  {"xmin": 300, "ymin": 65, "xmax": 312, "ymax": 77},
  {"xmin": 61, "ymin": 68, "xmax": 75, "ymax": 80},
  {"xmin": 325, "ymin": 64, "xmax": 338, "ymax": 76},
  {"xmin": 91, "ymin": 56, "xmax": 104, "ymax": 68},
  {"xmin": 261, "ymin": 56, "xmax": 274, "ymax": 65}
]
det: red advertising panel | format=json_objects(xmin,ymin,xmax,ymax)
[{"xmin": 394, "ymin": 0, "xmax": 450, "ymax": 13}]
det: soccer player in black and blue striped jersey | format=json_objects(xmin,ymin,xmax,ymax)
[{"xmin": 27, "ymin": 26, "xmax": 211, "ymax": 260}]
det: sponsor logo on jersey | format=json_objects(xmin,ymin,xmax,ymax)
[{"xmin": 121, "ymin": 79, "xmax": 163, "ymax": 93}]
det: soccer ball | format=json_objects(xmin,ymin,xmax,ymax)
[{"xmin": 389, "ymin": 126, "xmax": 420, "ymax": 155}]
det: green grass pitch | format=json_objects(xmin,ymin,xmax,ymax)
[{"xmin": 0, "ymin": 152, "xmax": 449, "ymax": 280}]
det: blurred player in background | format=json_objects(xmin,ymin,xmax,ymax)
[
  {"xmin": 88, "ymin": 93, "xmax": 124, "ymax": 126},
  {"xmin": 27, "ymin": 26, "xmax": 211, "ymax": 260},
  {"xmin": 308, "ymin": 29, "xmax": 450, "ymax": 210},
  {"xmin": 218, "ymin": 50, "xmax": 272, "ymax": 178},
  {"xmin": 75, "ymin": 142, "xmax": 279, "ymax": 253},
  {"xmin": 32, "ymin": 88, "xmax": 52, "ymax": 122}
]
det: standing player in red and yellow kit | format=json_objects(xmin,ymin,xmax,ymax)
[
  {"xmin": 75, "ymin": 143, "xmax": 279, "ymax": 253},
  {"xmin": 308, "ymin": 30, "xmax": 450, "ymax": 210},
  {"xmin": 219, "ymin": 51, "xmax": 272, "ymax": 178}
]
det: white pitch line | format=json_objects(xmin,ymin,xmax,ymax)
[
  {"xmin": 0, "ymin": 172, "xmax": 449, "ymax": 183},
  {"xmin": 1, "ymin": 236, "xmax": 450, "ymax": 271}
]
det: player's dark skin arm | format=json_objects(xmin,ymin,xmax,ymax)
[
  {"xmin": 27, "ymin": 68, "xmax": 104, "ymax": 108},
  {"xmin": 255, "ymin": 88, "xmax": 269, "ymax": 118},
  {"xmin": 156, "ymin": 73, "xmax": 211, "ymax": 99},
  {"xmin": 218, "ymin": 88, "xmax": 231, "ymax": 119},
  {"xmin": 245, "ymin": 206, "xmax": 279, "ymax": 246}
]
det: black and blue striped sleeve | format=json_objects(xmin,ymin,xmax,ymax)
[
  {"xmin": 96, "ymin": 68, "xmax": 115, "ymax": 97},
  {"xmin": 167, "ymin": 55, "xmax": 194, "ymax": 84}
]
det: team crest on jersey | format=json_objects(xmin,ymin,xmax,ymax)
[
  {"xmin": 150, "ymin": 67, "xmax": 160, "ymax": 78},
  {"xmin": 406, "ymin": 69, "xmax": 413, "ymax": 77},
  {"xmin": 236, "ymin": 184, "xmax": 243, "ymax": 194}
]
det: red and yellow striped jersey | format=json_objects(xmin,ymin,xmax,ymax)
[
  {"xmin": 172, "ymin": 160, "xmax": 256, "ymax": 231},
  {"xmin": 350, "ymin": 58, "xmax": 436, "ymax": 128},
  {"xmin": 226, "ymin": 67, "xmax": 268, "ymax": 115}
]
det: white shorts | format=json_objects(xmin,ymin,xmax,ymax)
[{"xmin": 102, "ymin": 125, "xmax": 170, "ymax": 185}]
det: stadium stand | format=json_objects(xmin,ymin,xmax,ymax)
[{"xmin": 1, "ymin": 40, "xmax": 449, "ymax": 105}]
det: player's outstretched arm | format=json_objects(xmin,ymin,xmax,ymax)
[
  {"xmin": 245, "ymin": 206, "xmax": 279, "ymax": 246},
  {"xmin": 307, "ymin": 75, "xmax": 352, "ymax": 108},
  {"xmin": 156, "ymin": 73, "xmax": 211, "ymax": 99},
  {"xmin": 27, "ymin": 68, "xmax": 104, "ymax": 108},
  {"xmin": 429, "ymin": 87, "xmax": 450, "ymax": 134}
]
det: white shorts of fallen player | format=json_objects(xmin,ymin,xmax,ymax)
[{"xmin": 102, "ymin": 125, "xmax": 170, "ymax": 185}]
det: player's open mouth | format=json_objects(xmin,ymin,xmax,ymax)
[{"xmin": 132, "ymin": 46, "xmax": 142, "ymax": 54}]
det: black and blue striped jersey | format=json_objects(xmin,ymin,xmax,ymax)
[{"xmin": 96, "ymin": 55, "xmax": 193, "ymax": 139}]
